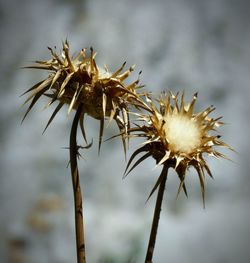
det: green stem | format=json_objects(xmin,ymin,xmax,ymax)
[
  {"xmin": 70, "ymin": 107, "xmax": 86, "ymax": 263},
  {"xmin": 145, "ymin": 165, "xmax": 169, "ymax": 263}
]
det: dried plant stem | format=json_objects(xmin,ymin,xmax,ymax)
[
  {"xmin": 145, "ymin": 165, "xmax": 169, "ymax": 263},
  {"xmin": 70, "ymin": 106, "xmax": 86, "ymax": 263}
]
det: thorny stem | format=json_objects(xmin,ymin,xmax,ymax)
[
  {"xmin": 145, "ymin": 165, "xmax": 169, "ymax": 263},
  {"xmin": 70, "ymin": 106, "xmax": 86, "ymax": 263}
]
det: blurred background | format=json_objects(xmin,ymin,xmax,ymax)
[{"xmin": 0, "ymin": 0, "xmax": 249, "ymax": 262}]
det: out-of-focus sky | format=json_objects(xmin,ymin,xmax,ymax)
[{"xmin": 0, "ymin": 0, "xmax": 249, "ymax": 262}]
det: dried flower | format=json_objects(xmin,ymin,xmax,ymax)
[
  {"xmin": 22, "ymin": 40, "xmax": 145, "ymax": 152},
  {"xmin": 125, "ymin": 91, "xmax": 232, "ymax": 205}
]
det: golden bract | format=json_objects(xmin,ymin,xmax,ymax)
[
  {"xmin": 22, "ymin": 41, "xmax": 146, "ymax": 151},
  {"xmin": 125, "ymin": 92, "xmax": 232, "ymax": 205}
]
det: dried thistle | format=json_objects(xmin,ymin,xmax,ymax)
[
  {"xmin": 125, "ymin": 91, "xmax": 233, "ymax": 262},
  {"xmin": 22, "ymin": 40, "xmax": 145, "ymax": 152},
  {"xmin": 126, "ymin": 91, "xmax": 232, "ymax": 204},
  {"xmin": 21, "ymin": 41, "xmax": 147, "ymax": 263}
]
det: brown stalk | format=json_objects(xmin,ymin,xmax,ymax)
[
  {"xmin": 70, "ymin": 106, "xmax": 86, "ymax": 263},
  {"xmin": 145, "ymin": 165, "xmax": 169, "ymax": 263}
]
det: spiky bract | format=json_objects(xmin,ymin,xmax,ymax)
[
  {"xmin": 125, "ymin": 92, "xmax": 232, "ymax": 205},
  {"xmin": 22, "ymin": 40, "xmax": 146, "ymax": 152}
]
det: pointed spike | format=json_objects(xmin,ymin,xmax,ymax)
[
  {"xmin": 20, "ymin": 80, "xmax": 45, "ymax": 97},
  {"xmin": 111, "ymin": 61, "xmax": 126, "ymax": 78},
  {"xmin": 173, "ymin": 91, "xmax": 180, "ymax": 112},
  {"xmin": 175, "ymin": 156, "xmax": 184, "ymax": 169},
  {"xmin": 68, "ymin": 92, "xmax": 77, "ymax": 115},
  {"xmin": 182, "ymin": 183, "xmax": 188, "ymax": 197},
  {"xmin": 146, "ymin": 165, "xmax": 169, "ymax": 202},
  {"xmin": 98, "ymin": 118, "xmax": 104, "ymax": 155},
  {"xmin": 23, "ymin": 77, "xmax": 52, "ymax": 104},
  {"xmin": 42, "ymin": 102, "xmax": 64, "ymax": 134},
  {"xmin": 48, "ymin": 45, "xmax": 64, "ymax": 65},
  {"xmin": 196, "ymin": 106, "xmax": 215, "ymax": 122},
  {"xmin": 104, "ymin": 131, "xmax": 125, "ymax": 142},
  {"xmin": 115, "ymin": 117, "xmax": 127, "ymax": 159},
  {"xmin": 195, "ymin": 164, "xmax": 206, "ymax": 208},
  {"xmin": 124, "ymin": 152, "xmax": 151, "ymax": 178},
  {"xmin": 81, "ymin": 139, "xmax": 93, "ymax": 149},
  {"xmin": 92, "ymin": 55, "xmax": 98, "ymax": 72},
  {"xmin": 65, "ymin": 38, "xmax": 69, "ymax": 46},
  {"xmin": 121, "ymin": 133, "xmax": 127, "ymax": 161},
  {"xmin": 102, "ymin": 93, "xmax": 107, "ymax": 118},
  {"xmin": 176, "ymin": 180, "xmax": 184, "ymax": 199},
  {"xmin": 213, "ymin": 150, "xmax": 232, "ymax": 161},
  {"xmin": 63, "ymin": 42, "xmax": 75, "ymax": 72},
  {"xmin": 180, "ymin": 91, "xmax": 185, "ymax": 114},
  {"xmin": 106, "ymin": 108, "xmax": 116, "ymax": 128},
  {"xmin": 122, "ymin": 108, "xmax": 128, "ymax": 134},
  {"xmin": 176, "ymin": 163, "xmax": 188, "ymax": 198},
  {"xmin": 58, "ymin": 72, "xmax": 74, "ymax": 97},
  {"xmin": 50, "ymin": 69, "xmax": 62, "ymax": 89},
  {"xmin": 106, "ymin": 100, "xmax": 117, "ymax": 127},
  {"xmin": 127, "ymin": 108, "xmax": 131, "ymax": 148},
  {"xmin": 124, "ymin": 145, "xmax": 148, "ymax": 177},
  {"xmin": 187, "ymin": 92, "xmax": 198, "ymax": 116},
  {"xmin": 90, "ymin": 47, "xmax": 94, "ymax": 73},
  {"xmin": 22, "ymin": 64, "xmax": 54, "ymax": 70},
  {"xmin": 68, "ymin": 84, "xmax": 80, "ymax": 115},
  {"xmin": 79, "ymin": 113, "xmax": 87, "ymax": 144},
  {"xmin": 157, "ymin": 151, "xmax": 170, "ymax": 166},
  {"xmin": 175, "ymin": 172, "xmax": 188, "ymax": 198},
  {"xmin": 165, "ymin": 93, "xmax": 171, "ymax": 115},
  {"xmin": 203, "ymin": 162, "xmax": 214, "ymax": 179},
  {"xmin": 117, "ymin": 68, "xmax": 133, "ymax": 81},
  {"xmin": 21, "ymin": 90, "xmax": 45, "ymax": 123},
  {"xmin": 42, "ymin": 96, "xmax": 56, "ymax": 110}
]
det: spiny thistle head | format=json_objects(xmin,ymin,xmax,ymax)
[
  {"xmin": 22, "ymin": 40, "xmax": 146, "ymax": 152},
  {"xmin": 125, "ymin": 91, "xmax": 232, "ymax": 205}
]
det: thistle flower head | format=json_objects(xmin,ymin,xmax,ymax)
[
  {"xmin": 22, "ymin": 40, "xmax": 146, "ymax": 152},
  {"xmin": 125, "ymin": 91, "xmax": 232, "ymax": 205}
]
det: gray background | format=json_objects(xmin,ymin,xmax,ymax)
[{"xmin": 0, "ymin": 0, "xmax": 249, "ymax": 262}]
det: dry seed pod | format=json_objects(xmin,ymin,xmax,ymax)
[{"xmin": 22, "ymin": 40, "xmax": 147, "ymax": 152}]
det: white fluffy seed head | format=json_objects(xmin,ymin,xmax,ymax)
[{"xmin": 163, "ymin": 115, "xmax": 201, "ymax": 153}]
